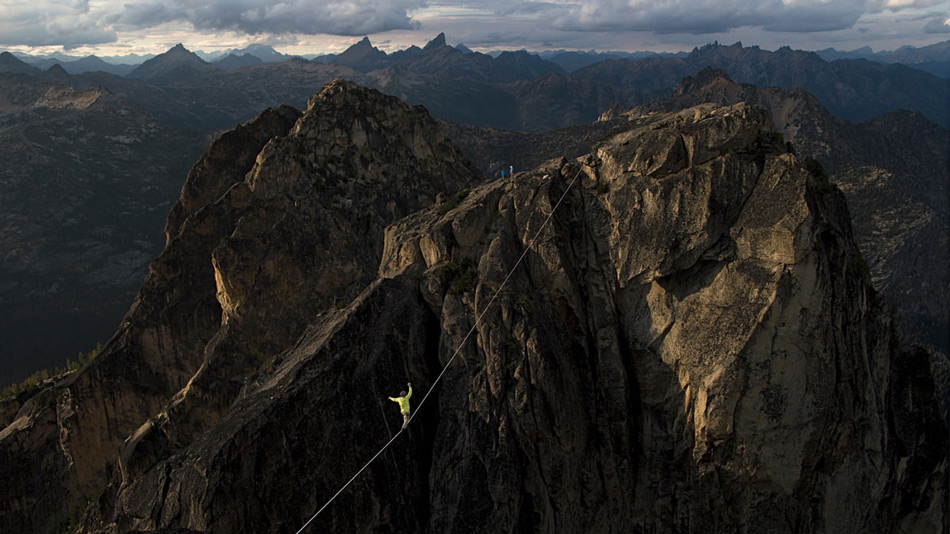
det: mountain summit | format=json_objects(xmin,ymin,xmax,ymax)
[
  {"xmin": 0, "ymin": 51, "xmax": 39, "ymax": 74},
  {"xmin": 424, "ymin": 32, "xmax": 448, "ymax": 50},
  {"xmin": 127, "ymin": 43, "xmax": 213, "ymax": 79},
  {"xmin": 331, "ymin": 36, "xmax": 387, "ymax": 70}
]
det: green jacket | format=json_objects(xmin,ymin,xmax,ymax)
[{"xmin": 389, "ymin": 386, "xmax": 413, "ymax": 413}]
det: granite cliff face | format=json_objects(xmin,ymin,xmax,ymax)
[
  {"xmin": 1, "ymin": 82, "xmax": 946, "ymax": 533},
  {"xmin": 647, "ymin": 68, "xmax": 950, "ymax": 363},
  {"xmin": 440, "ymin": 68, "xmax": 950, "ymax": 425}
]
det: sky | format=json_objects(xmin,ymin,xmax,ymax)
[{"xmin": 1, "ymin": 0, "xmax": 948, "ymax": 59}]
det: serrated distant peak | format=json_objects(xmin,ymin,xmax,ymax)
[
  {"xmin": 424, "ymin": 32, "xmax": 447, "ymax": 50},
  {"xmin": 334, "ymin": 36, "xmax": 387, "ymax": 69},
  {"xmin": 352, "ymin": 36, "xmax": 374, "ymax": 49}
]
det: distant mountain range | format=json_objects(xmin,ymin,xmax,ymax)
[
  {"xmin": 573, "ymin": 42, "xmax": 950, "ymax": 128},
  {"xmin": 12, "ymin": 53, "xmax": 136, "ymax": 76},
  {"xmin": 7, "ymin": 36, "xmax": 949, "ymax": 77},
  {"xmin": 4, "ymin": 37, "xmax": 945, "ymax": 130},
  {"xmin": 815, "ymin": 40, "xmax": 950, "ymax": 77}
]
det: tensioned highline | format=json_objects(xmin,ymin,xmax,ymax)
[{"xmin": 294, "ymin": 166, "xmax": 584, "ymax": 533}]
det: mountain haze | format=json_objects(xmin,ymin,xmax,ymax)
[
  {"xmin": 23, "ymin": 55, "xmax": 136, "ymax": 76},
  {"xmin": 211, "ymin": 53, "xmax": 264, "ymax": 71},
  {"xmin": 816, "ymin": 40, "xmax": 950, "ymax": 78}
]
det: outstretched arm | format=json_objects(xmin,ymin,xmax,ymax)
[{"xmin": 406, "ymin": 384, "xmax": 413, "ymax": 399}]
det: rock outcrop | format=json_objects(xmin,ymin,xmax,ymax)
[
  {"xmin": 0, "ymin": 80, "xmax": 480, "ymax": 533},
  {"xmin": 1, "ymin": 82, "xmax": 946, "ymax": 534},
  {"xmin": 442, "ymin": 67, "xmax": 950, "ymax": 426},
  {"xmin": 645, "ymin": 67, "xmax": 950, "ymax": 383}
]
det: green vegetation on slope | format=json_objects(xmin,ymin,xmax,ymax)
[{"xmin": 1, "ymin": 343, "xmax": 101, "ymax": 399}]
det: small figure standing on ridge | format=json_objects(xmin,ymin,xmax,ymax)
[{"xmin": 389, "ymin": 382, "xmax": 413, "ymax": 429}]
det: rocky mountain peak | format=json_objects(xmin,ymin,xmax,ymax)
[
  {"xmin": 127, "ymin": 43, "xmax": 210, "ymax": 79},
  {"xmin": 111, "ymin": 98, "xmax": 947, "ymax": 533},
  {"xmin": 675, "ymin": 66, "xmax": 734, "ymax": 92},
  {"xmin": 43, "ymin": 62, "xmax": 68, "ymax": 76},
  {"xmin": 156, "ymin": 43, "xmax": 198, "ymax": 62},
  {"xmin": 0, "ymin": 51, "xmax": 39, "ymax": 74},
  {"xmin": 336, "ymin": 36, "xmax": 386, "ymax": 65},
  {"xmin": 424, "ymin": 32, "xmax": 448, "ymax": 50},
  {"xmin": 271, "ymin": 78, "xmax": 478, "ymax": 206}
]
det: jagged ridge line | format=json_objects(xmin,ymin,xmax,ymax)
[{"xmin": 295, "ymin": 167, "xmax": 583, "ymax": 533}]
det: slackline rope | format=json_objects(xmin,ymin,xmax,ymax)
[{"xmin": 295, "ymin": 167, "xmax": 583, "ymax": 534}]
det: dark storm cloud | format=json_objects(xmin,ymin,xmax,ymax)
[
  {"xmin": 556, "ymin": 0, "xmax": 886, "ymax": 34},
  {"xmin": 109, "ymin": 2, "xmax": 187, "ymax": 28},
  {"xmin": 0, "ymin": 0, "xmax": 117, "ymax": 47},
  {"xmin": 1, "ymin": 0, "xmax": 948, "ymax": 51},
  {"xmin": 923, "ymin": 12, "xmax": 950, "ymax": 32},
  {"xmin": 0, "ymin": 0, "xmax": 426, "ymax": 48},
  {"xmin": 116, "ymin": 0, "xmax": 426, "ymax": 36}
]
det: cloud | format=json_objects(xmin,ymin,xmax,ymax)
[
  {"xmin": 109, "ymin": 2, "xmax": 187, "ymax": 29},
  {"xmin": 489, "ymin": 1, "xmax": 566, "ymax": 17},
  {"xmin": 0, "ymin": 0, "xmax": 116, "ymax": 47},
  {"xmin": 923, "ymin": 13, "xmax": 950, "ymax": 32},
  {"xmin": 0, "ymin": 0, "xmax": 427, "ymax": 48},
  {"xmin": 115, "ymin": 0, "xmax": 426, "ymax": 36},
  {"xmin": 2, "ymin": 0, "xmax": 948, "ymax": 51},
  {"xmin": 885, "ymin": 0, "xmax": 946, "ymax": 7},
  {"xmin": 552, "ymin": 0, "xmax": 889, "ymax": 34}
]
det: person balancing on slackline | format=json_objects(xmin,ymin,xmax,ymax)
[{"xmin": 389, "ymin": 382, "xmax": 412, "ymax": 429}]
